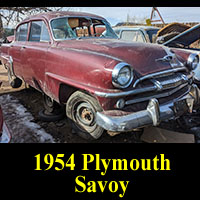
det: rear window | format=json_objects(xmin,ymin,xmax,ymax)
[{"xmin": 121, "ymin": 30, "xmax": 145, "ymax": 42}]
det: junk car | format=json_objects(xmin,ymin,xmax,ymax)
[
  {"xmin": 156, "ymin": 23, "xmax": 200, "ymax": 81},
  {"xmin": 0, "ymin": 11, "xmax": 200, "ymax": 140}
]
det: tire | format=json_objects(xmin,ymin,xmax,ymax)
[
  {"xmin": 7, "ymin": 67, "xmax": 22, "ymax": 88},
  {"xmin": 66, "ymin": 91, "xmax": 104, "ymax": 140},
  {"xmin": 38, "ymin": 109, "xmax": 65, "ymax": 122},
  {"xmin": 10, "ymin": 78, "xmax": 22, "ymax": 88},
  {"xmin": 43, "ymin": 94, "xmax": 61, "ymax": 113}
]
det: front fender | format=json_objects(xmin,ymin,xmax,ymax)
[{"xmin": 44, "ymin": 72, "xmax": 107, "ymax": 103}]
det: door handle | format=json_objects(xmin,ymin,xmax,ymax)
[{"xmin": 21, "ymin": 46, "xmax": 26, "ymax": 50}]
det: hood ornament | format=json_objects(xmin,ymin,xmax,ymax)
[
  {"xmin": 156, "ymin": 47, "xmax": 184, "ymax": 68},
  {"xmin": 155, "ymin": 55, "xmax": 174, "ymax": 63}
]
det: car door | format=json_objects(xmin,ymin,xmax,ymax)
[
  {"xmin": 8, "ymin": 23, "xmax": 29, "ymax": 79},
  {"xmin": 21, "ymin": 20, "xmax": 51, "ymax": 89}
]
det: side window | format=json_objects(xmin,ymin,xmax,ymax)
[
  {"xmin": 16, "ymin": 23, "xmax": 28, "ymax": 42},
  {"xmin": 29, "ymin": 21, "xmax": 50, "ymax": 42}
]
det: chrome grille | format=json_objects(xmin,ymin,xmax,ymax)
[
  {"xmin": 125, "ymin": 72, "xmax": 192, "ymax": 105},
  {"xmin": 150, "ymin": 73, "xmax": 191, "ymax": 90}
]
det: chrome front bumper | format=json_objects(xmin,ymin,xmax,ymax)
[
  {"xmin": 96, "ymin": 84, "xmax": 200, "ymax": 132},
  {"xmin": 0, "ymin": 123, "xmax": 11, "ymax": 143}
]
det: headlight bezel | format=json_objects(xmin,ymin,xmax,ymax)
[
  {"xmin": 112, "ymin": 62, "xmax": 134, "ymax": 89},
  {"xmin": 187, "ymin": 53, "xmax": 199, "ymax": 70}
]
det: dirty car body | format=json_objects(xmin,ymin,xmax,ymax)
[{"xmin": 0, "ymin": 11, "xmax": 200, "ymax": 139}]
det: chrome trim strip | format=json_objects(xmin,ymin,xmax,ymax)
[
  {"xmin": 133, "ymin": 67, "xmax": 187, "ymax": 88},
  {"xmin": 95, "ymin": 70, "xmax": 190, "ymax": 98},
  {"xmin": 187, "ymin": 53, "xmax": 199, "ymax": 70},
  {"xmin": 125, "ymin": 83, "xmax": 188, "ymax": 105},
  {"xmin": 95, "ymin": 85, "xmax": 158, "ymax": 98}
]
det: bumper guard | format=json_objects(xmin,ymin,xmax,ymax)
[{"xmin": 96, "ymin": 84, "xmax": 200, "ymax": 132}]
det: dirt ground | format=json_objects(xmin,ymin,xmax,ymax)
[{"xmin": 0, "ymin": 64, "xmax": 195, "ymax": 143}]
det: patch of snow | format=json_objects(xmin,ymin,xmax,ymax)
[{"xmin": 0, "ymin": 94, "xmax": 57, "ymax": 143}]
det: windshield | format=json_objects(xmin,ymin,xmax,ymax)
[{"xmin": 50, "ymin": 17, "xmax": 118, "ymax": 40}]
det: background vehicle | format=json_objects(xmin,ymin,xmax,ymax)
[
  {"xmin": 157, "ymin": 23, "xmax": 200, "ymax": 81},
  {"xmin": 113, "ymin": 26, "xmax": 160, "ymax": 43}
]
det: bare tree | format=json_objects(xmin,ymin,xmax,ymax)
[{"xmin": 0, "ymin": 7, "xmax": 65, "ymax": 38}]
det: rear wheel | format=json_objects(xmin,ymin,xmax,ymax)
[
  {"xmin": 66, "ymin": 91, "xmax": 104, "ymax": 140},
  {"xmin": 39, "ymin": 94, "xmax": 65, "ymax": 122},
  {"xmin": 43, "ymin": 94, "xmax": 61, "ymax": 114},
  {"xmin": 7, "ymin": 67, "xmax": 22, "ymax": 88},
  {"xmin": 10, "ymin": 78, "xmax": 22, "ymax": 88}
]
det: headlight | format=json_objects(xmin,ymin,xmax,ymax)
[
  {"xmin": 187, "ymin": 53, "xmax": 199, "ymax": 70},
  {"xmin": 112, "ymin": 62, "xmax": 133, "ymax": 88}
]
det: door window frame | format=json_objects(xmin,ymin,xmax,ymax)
[{"xmin": 28, "ymin": 20, "xmax": 52, "ymax": 43}]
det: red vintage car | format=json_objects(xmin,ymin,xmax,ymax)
[{"xmin": 0, "ymin": 11, "xmax": 200, "ymax": 140}]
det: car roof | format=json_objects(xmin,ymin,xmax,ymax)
[
  {"xmin": 113, "ymin": 26, "xmax": 160, "ymax": 31},
  {"xmin": 22, "ymin": 11, "xmax": 105, "ymax": 23}
]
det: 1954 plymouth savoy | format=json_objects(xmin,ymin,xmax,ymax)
[{"xmin": 0, "ymin": 11, "xmax": 200, "ymax": 140}]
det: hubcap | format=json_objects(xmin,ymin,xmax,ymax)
[{"xmin": 76, "ymin": 103, "xmax": 95, "ymax": 126}]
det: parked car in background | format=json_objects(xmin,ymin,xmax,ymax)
[
  {"xmin": 113, "ymin": 26, "xmax": 160, "ymax": 43},
  {"xmin": 0, "ymin": 11, "xmax": 200, "ymax": 140},
  {"xmin": 0, "ymin": 83, "xmax": 11, "ymax": 143}
]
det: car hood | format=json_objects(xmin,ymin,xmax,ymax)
[
  {"xmin": 163, "ymin": 24, "xmax": 200, "ymax": 47},
  {"xmin": 57, "ymin": 39, "xmax": 179, "ymax": 76}
]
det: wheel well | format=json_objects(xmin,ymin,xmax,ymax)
[
  {"xmin": 59, "ymin": 84, "xmax": 93, "ymax": 104},
  {"xmin": 59, "ymin": 84, "xmax": 77, "ymax": 104}
]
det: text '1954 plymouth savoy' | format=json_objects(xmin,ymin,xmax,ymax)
[{"xmin": 0, "ymin": 11, "xmax": 200, "ymax": 140}]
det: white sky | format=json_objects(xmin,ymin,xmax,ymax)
[
  {"xmin": 4, "ymin": 7, "xmax": 200, "ymax": 28},
  {"xmin": 70, "ymin": 7, "xmax": 200, "ymax": 25}
]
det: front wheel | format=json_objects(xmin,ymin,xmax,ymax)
[{"xmin": 66, "ymin": 91, "xmax": 104, "ymax": 140}]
